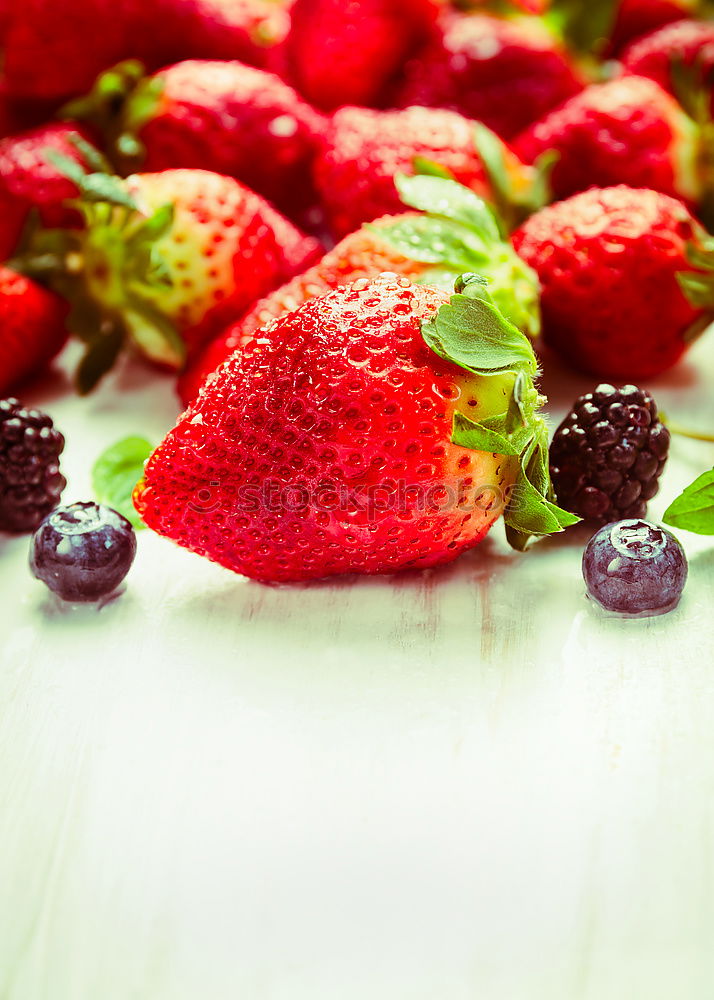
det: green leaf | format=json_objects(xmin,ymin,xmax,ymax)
[
  {"xmin": 76, "ymin": 326, "xmax": 125, "ymax": 394},
  {"xmin": 452, "ymin": 412, "xmax": 531, "ymax": 456},
  {"xmin": 66, "ymin": 133, "xmax": 114, "ymax": 175},
  {"xmin": 412, "ymin": 156, "xmax": 455, "ymax": 180},
  {"xmin": 369, "ymin": 215, "xmax": 490, "ymax": 272},
  {"xmin": 545, "ymin": 0, "xmax": 619, "ymax": 54},
  {"xmin": 92, "ymin": 435, "xmax": 154, "ymax": 528},
  {"xmin": 472, "ymin": 123, "xmax": 512, "ymax": 210},
  {"xmin": 677, "ymin": 270, "xmax": 714, "ymax": 309},
  {"xmin": 425, "ymin": 281, "xmax": 579, "ymax": 549},
  {"xmin": 421, "ymin": 278, "xmax": 538, "ymax": 377},
  {"xmin": 663, "ymin": 469, "xmax": 714, "ymax": 534},
  {"xmin": 395, "ymin": 173, "xmax": 501, "ymax": 244}
]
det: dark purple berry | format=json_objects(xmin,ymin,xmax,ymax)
[
  {"xmin": 550, "ymin": 384, "xmax": 669, "ymax": 523},
  {"xmin": 30, "ymin": 502, "xmax": 137, "ymax": 603},
  {"xmin": 0, "ymin": 398, "xmax": 66, "ymax": 532},
  {"xmin": 582, "ymin": 520, "xmax": 688, "ymax": 617}
]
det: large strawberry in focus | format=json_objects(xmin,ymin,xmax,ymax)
[
  {"xmin": 135, "ymin": 272, "xmax": 576, "ymax": 581},
  {"xmin": 17, "ymin": 167, "xmax": 321, "ymax": 391},
  {"xmin": 513, "ymin": 76, "xmax": 703, "ymax": 205},
  {"xmin": 0, "ymin": 123, "xmax": 99, "ymax": 262},
  {"xmin": 179, "ymin": 176, "xmax": 542, "ymax": 404},
  {"xmin": 0, "ymin": 267, "xmax": 69, "ymax": 394},
  {"xmin": 314, "ymin": 106, "xmax": 548, "ymax": 240},
  {"xmin": 65, "ymin": 60, "xmax": 326, "ymax": 218},
  {"xmin": 2, "ymin": 0, "xmax": 289, "ymax": 102},
  {"xmin": 395, "ymin": 13, "xmax": 583, "ymax": 140},
  {"xmin": 278, "ymin": 0, "xmax": 441, "ymax": 112},
  {"xmin": 512, "ymin": 185, "xmax": 714, "ymax": 380}
]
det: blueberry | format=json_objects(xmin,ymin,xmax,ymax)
[
  {"xmin": 582, "ymin": 519, "xmax": 687, "ymax": 617},
  {"xmin": 30, "ymin": 502, "xmax": 137, "ymax": 603}
]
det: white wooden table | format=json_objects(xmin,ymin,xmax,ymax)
[{"xmin": 2, "ymin": 340, "xmax": 714, "ymax": 1000}]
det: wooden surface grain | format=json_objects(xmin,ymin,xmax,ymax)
[{"xmin": 1, "ymin": 343, "xmax": 714, "ymax": 1000}]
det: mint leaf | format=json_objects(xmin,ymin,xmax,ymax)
[
  {"xmin": 92, "ymin": 436, "xmax": 155, "ymax": 528},
  {"xmin": 421, "ymin": 279, "xmax": 538, "ymax": 377},
  {"xmin": 663, "ymin": 469, "xmax": 714, "ymax": 534},
  {"xmin": 369, "ymin": 215, "xmax": 490, "ymax": 271},
  {"xmin": 395, "ymin": 173, "xmax": 501, "ymax": 244}
]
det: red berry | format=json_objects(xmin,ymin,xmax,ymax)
[{"xmin": 512, "ymin": 185, "xmax": 711, "ymax": 381}]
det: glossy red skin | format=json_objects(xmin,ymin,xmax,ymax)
[
  {"xmin": 609, "ymin": 0, "xmax": 693, "ymax": 55},
  {"xmin": 0, "ymin": 122, "xmax": 93, "ymax": 262},
  {"xmin": 395, "ymin": 14, "xmax": 583, "ymax": 140},
  {"xmin": 512, "ymin": 186, "xmax": 704, "ymax": 380},
  {"xmin": 514, "ymin": 76, "xmax": 693, "ymax": 204},
  {"xmin": 134, "ymin": 61, "xmax": 326, "ymax": 218},
  {"xmin": 0, "ymin": 268, "xmax": 68, "ymax": 393},
  {"xmin": 2, "ymin": 0, "xmax": 288, "ymax": 101},
  {"xmin": 621, "ymin": 19, "xmax": 714, "ymax": 104},
  {"xmin": 314, "ymin": 105, "xmax": 495, "ymax": 240},
  {"xmin": 281, "ymin": 0, "xmax": 441, "ymax": 111},
  {"xmin": 178, "ymin": 214, "xmax": 430, "ymax": 403},
  {"xmin": 137, "ymin": 275, "xmax": 514, "ymax": 583}
]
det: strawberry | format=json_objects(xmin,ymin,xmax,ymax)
[
  {"xmin": 179, "ymin": 176, "xmax": 542, "ymax": 403},
  {"xmin": 0, "ymin": 267, "xmax": 69, "ymax": 394},
  {"xmin": 513, "ymin": 76, "xmax": 703, "ymax": 206},
  {"xmin": 2, "ymin": 0, "xmax": 289, "ymax": 102},
  {"xmin": 65, "ymin": 60, "xmax": 326, "ymax": 219},
  {"xmin": 395, "ymin": 13, "xmax": 583, "ymax": 141},
  {"xmin": 278, "ymin": 0, "xmax": 441, "ymax": 112},
  {"xmin": 621, "ymin": 18, "xmax": 714, "ymax": 103},
  {"xmin": 18, "ymin": 168, "xmax": 321, "ymax": 391},
  {"xmin": 313, "ymin": 105, "xmax": 547, "ymax": 240},
  {"xmin": 135, "ymin": 272, "xmax": 576, "ymax": 581},
  {"xmin": 0, "ymin": 123, "xmax": 100, "ymax": 262},
  {"xmin": 512, "ymin": 185, "xmax": 714, "ymax": 380},
  {"xmin": 609, "ymin": 0, "xmax": 697, "ymax": 55}
]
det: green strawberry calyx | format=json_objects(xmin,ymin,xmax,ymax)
[
  {"xmin": 371, "ymin": 173, "xmax": 542, "ymax": 341},
  {"xmin": 62, "ymin": 60, "xmax": 163, "ymax": 172},
  {"xmin": 677, "ymin": 225, "xmax": 714, "ymax": 342},
  {"xmin": 423, "ymin": 273, "xmax": 580, "ymax": 550},
  {"xmin": 11, "ymin": 153, "xmax": 184, "ymax": 394}
]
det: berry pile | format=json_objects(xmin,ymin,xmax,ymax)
[
  {"xmin": 0, "ymin": 399, "xmax": 66, "ymax": 532},
  {"xmin": 550, "ymin": 385, "xmax": 670, "ymax": 523},
  {"xmin": 0, "ymin": 0, "xmax": 711, "ymax": 598}
]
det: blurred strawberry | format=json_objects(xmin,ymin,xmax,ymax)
[
  {"xmin": 0, "ymin": 123, "xmax": 100, "ymax": 262},
  {"xmin": 179, "ymin": 176, "xmax": 541, "ymax": 402},
  {"xmin": 313, "ymin": 105, "xmax": 548, "ymax": 240},
  {"xmin": 395, "ymin": 13, "xmax": 583, "ymax": 140},
  {"xmin": 65, "ymin": 59, "xmax": 326, "ymax": 218},
  {"xmin": 17, "ymin": 168, "xmax": 321, "ymax": 391},
  {"xmin": 514, "ymin": 76, "xmax": 703, "ymax": 206},
  {"xmin": 279, "ymin": 0, "xmax": 441, "ymax": 111},
  {"xmin": 621, "ymin": 18, "xmax": 714, "ymax": 105},
  {"xmin": 0, "ymin": 267, "xmax": 69, "ymax": 394},
  {"xmin": 512, "ymin": 185, "xmax": 714, "ymax": 380},
  {"xmin": 3, "ymin": 0, "xmax": 289, "ymax": 102},
  {"xmin": 609, "ymin": 0, "xmax": 697, "ymax": 54}
]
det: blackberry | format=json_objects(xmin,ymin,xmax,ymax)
[
  {"xmin": 550, "ymin": 384, "xmax": 670, "ymax": 523},
  {"xmin": 0, "ymin": 398, "xmax": 66, "ymax": 533}
]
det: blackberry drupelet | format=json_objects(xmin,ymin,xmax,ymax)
[
  {"xmin": 0, "ymin": 398, "xmax": 66, "ymax": 532},
  {"xmin": 550, "ymin": 384, "xmax": 670, "ymax": 522}
]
